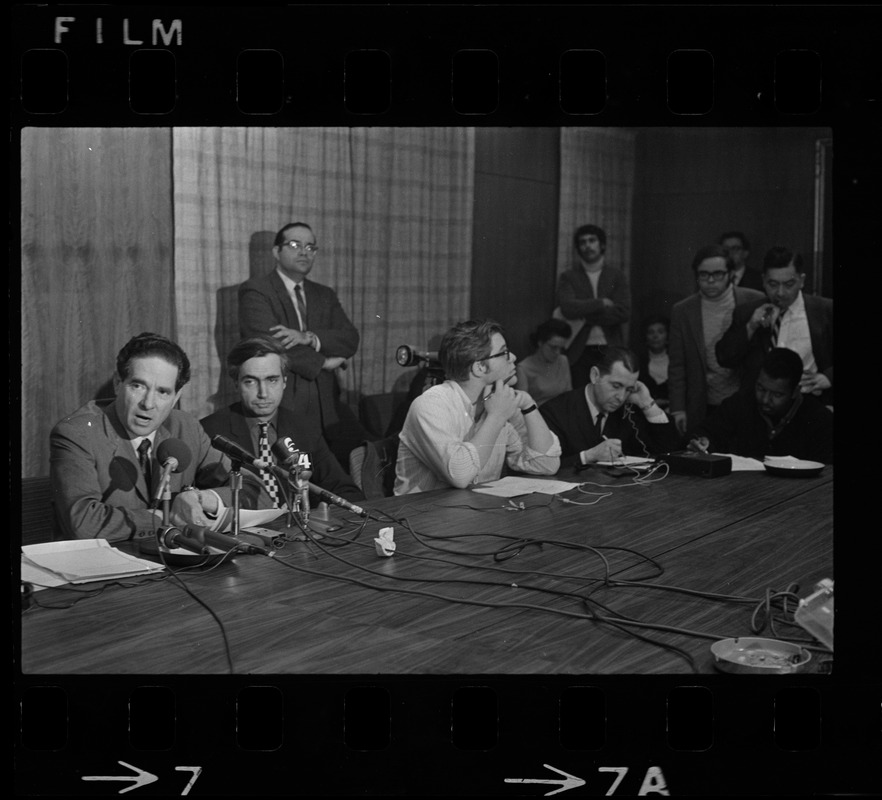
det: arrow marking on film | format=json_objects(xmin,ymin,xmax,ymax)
[
  {"xmin": 82, "ymin": 761, "xmax": 159, "ymax": 794},
  {"xmin": 504, "ymin": 763, "xmax": 586, "ymax": 796}
]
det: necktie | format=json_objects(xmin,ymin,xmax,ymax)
[
  {"xmin": 771, "ymin": 310, "xmax": 783, "ymax": 346},
  {"xmin": 258, "ymin": 422, "xmax": 282, "ymax": 508},
  {"xmin": 137, "ymin": 438, "xmax": 153, "ymax": 488},
  {"xmin": 594, "ymin": 412, "xmax": 605, "ymax": 439},
  {"xmin": 294, "ymin": 284, "xmax": 307, "ymax": 330}
]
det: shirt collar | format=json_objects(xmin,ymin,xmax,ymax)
[
  {"xmin": 245, "ymin": 410, "xmax": 279, "ymax": 433},
  {"xmin": 275, "ymin": 266, "xmax": 304, "ymax": 293},
  {"xmin": 128, "ymin": 430, "xmax": 158, "ymax": 454},
  {"xmin": 583, "ymin": 385, "xmax": 602, "ymax": 422},
  {"xmin": 781, "ymin": 290, "xmax": 806, "ymax": 317}
]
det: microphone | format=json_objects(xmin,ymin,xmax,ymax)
[
  {"xmin": 152, "ymin": 438, "xmax": 192, "ymax": 504},
  {"xmin": 395, "ymin": 344, "xmax": 439, "ymax": 367},
  {"xmin": 307, "ymin": 481, "xmax": 368, "ymax": 518},
  {"xmin": 158, "ymin": 524, "xmax": 268, "ymax": 556},
  {"xmin": 271, "ymin": 438, "xmax": 313, "ymax": 524},
  {"xmin": 210, "ymin": 434, "xmax": 266, "ymax": 468}
]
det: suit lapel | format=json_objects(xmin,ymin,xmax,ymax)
[
  {"xmin": 103, "ymin": 403, "xmax": 151, "ymax": 504},
  {"xmin": 686, "ymin": 296, "xmax": 707, "ymax": 371},
  {"xmin": 269, "ymin": 270, "xmax": 301, "ymax": 330}
]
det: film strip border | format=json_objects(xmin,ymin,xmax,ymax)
[
  {"xmin": 11, "ymin": 3, "xmax": 881, "ymax": 797},
  {"xmin": 9, "ymin": 4, "xmax": 878, "ymax": 125},
  {"xmin": 16, "ymin": 678, "xmax": 881, "ymax": 795}
]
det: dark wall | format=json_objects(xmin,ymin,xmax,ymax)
[
  {"xmin": 630, "ymin": 126, "xmax": 832, "ymax": 347},
  {"xmin": 470, "ymin": 127, "xmax": 560, "ymax": 359}
]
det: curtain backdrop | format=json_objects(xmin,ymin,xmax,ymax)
[
  {"xmin": 557, "ymin": 128, "xmax": 636, "ymax": 278},
  {"xmin": 20, "ymin": 127, "xmax": 174, "ymax": 478},
  {"xmin": 173, "ymin": 127, "xmax": 475, "ymax": 419}
]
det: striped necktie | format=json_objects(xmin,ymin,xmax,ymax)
[
  {"xmin": 258, "ymin": 422, "xmax": 282, "ymax": 508},
  {"xmin": 294, "ymin": 284, "xmax": 307, "ymax": 330},
  {"xmin": 771, "ymin": 310, "xmax": 783, "ymax": 346}
]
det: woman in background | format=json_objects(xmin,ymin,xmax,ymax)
[
  {"xmin": 515, "ymin": 318, "xmax": 573, "ymax": 405},
  {"xmin": 638, "ymin": 314, "xmax": 670, "ymax": 409}
]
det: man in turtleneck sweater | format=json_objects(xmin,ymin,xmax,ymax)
[{"xmin": 668, "ymin": 244, "xmax": 765, "ymax": 440}]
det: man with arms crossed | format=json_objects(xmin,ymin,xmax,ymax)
[
  {"xmin": 557, "ymin": 224, "xmax": 631, "ymax": 388},
  {"xmin": 50, "ymin": 332, "xmax": 256, "ymax": 542},
  {"xmin": 540, "ymin": 346, "xmax": 678, "ymax": 468},
  {"xmin": 201, "ymin": 336, "xmax": 363, "ymax": 508},
  {"xmin": 394, "ymin": 319, "xmax": 561, "ymax": 494}
]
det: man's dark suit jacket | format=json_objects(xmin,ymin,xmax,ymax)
[
  {"xmin": 200, "ymin": 403, "xmax": 364, "ymax": 504},
  {"xmin": 716, "ymin": 293, "xmax": 834, "ymax": 401},
  {"xmin": 50, "ymin": 400, "xmax": 261, "ymax": 542},
  {"xmin": 539, "ymin": 388, "xmax": 679, "ymax": 468},
  {"xmin": 734, "ymin": 267, "xmax": 765, "ymax": 292},
  {"xmin": 238, "ymin": 270, "xmax": 359, "ymax": 429}
]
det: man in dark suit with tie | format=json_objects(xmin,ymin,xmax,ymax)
[
  {"xmin": 238, "ymin": 221, "xmax": 367, "ymax": 466},
  {"xmin": 719, "ymin": 231, "xmax": 764, "ymax": 292},
  {"xmin": 716, "ymin": 246, "xmax": 833, "ymax": 406},
  {"xmin": 200, "ymin": 337, "xmax": 363, "ymax": 509},
  {"xmin": 50, "ymin": 333, "xmax": 256, "ymax": 542},
  {"xmin": 539, "ymin": 346, "xmax": 678, "ymax": 468}
]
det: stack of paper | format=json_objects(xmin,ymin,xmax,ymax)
[{"xmin": 21, "ymin": 539, "xmax": 164, "ymax": 590}]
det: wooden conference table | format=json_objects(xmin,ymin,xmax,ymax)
[{"xmin": 19, "ymin": 465, "xmax": 833, "ymax": 675}]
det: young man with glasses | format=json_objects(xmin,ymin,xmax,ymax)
[
  {"xmin": 668, "ymin": 244, "xmax": 765, "ymax": 439},
  {"xmin": 716, "ymin": 246, "xmax": 833, "ymax": 407},
  {"xmin": 394, "ymin": 319, "xmax": 561, "ymax": 494},
  {"xmin": 239, "ymin": 221, "xmax": 367, "ymax": 468},
  {"xmin": 718, "ymin": 231, "xmax": 764, "ymax": 291}
]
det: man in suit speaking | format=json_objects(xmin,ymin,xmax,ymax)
[
  {"xmin": 50, "ymin": 332, "xmax": 252, "ymax": 542},
  {"xmin": 200, "ymin": 337, "xmax": 363, "ymax": 509},
  {"xmin": 238, "ymin": 221, "xmax": 367, "ymax": 467}
]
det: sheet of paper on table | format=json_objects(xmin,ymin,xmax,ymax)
[
  {"xmin": 715, "ymin": 453, "xmax": 766, "ymax": 471},
  {"xmin": 472, "ymin": 476, "xmax": 582, "ymax": 497},
  {"xmin": 21, "ymin": 539, "xmax": 165, "ymax": 586},
  {"xmin": 210, "ymin": 506, "xmax": 286, "ymax": 532}
]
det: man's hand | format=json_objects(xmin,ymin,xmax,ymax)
[
  {"xmin": 512, "ymin": 389, "xmax": 537, "ymax": 411},
  {"xmin": 747, "ymin": 303, "xmax": 779, "ymax": 336},
  {"xmin": 170, "ymin": 489, "xmax": 215, "ymax": 529},
  {"xmin": 484, "ymin": 379, "xmax": 519, "ymax": 421},
  {"xmin": 581, "ymin": 438, "xmax": 623, "ymax": 464},
  {"xmin": 688, "ymin": 436, "xmax": 710, "ymax": 454},
  {"xmin": 270, "ymin": 325, "xmax": 315, "ymax": 349},
  {"xmin": 601, "ymin": 297, "xmax": 614, "ymax": 308},
  {"xmin": 322, "ymin": 356, "xmax": 347, "ymax": 371},
  {"xmin": 626, "ymin": 379, "xmax": 655, "ymax": 411},
  {"xmin": 799, "ymin": 372, "xmax": 831, "ymax": 394},
  {"xmin": 672, "ymin": 411, "xmax": 688, "ymax": 436}
]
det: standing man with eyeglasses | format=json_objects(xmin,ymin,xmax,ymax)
[
  {"xmin": 716, "ymin": 246, "xmax": 833, "ymax": 407},
  {"xmin": 394, "ymin": 319, "xmax": 561, "ymax": 494},
  {"xmin": 668, "ymin": 245, "xmax": 765, "ymax": 439},
  {"xmin": 718, "ymin": 231, "xmax": 764, "ymax": 291},
  {"xmin": 239, "ymin": 222, "xmax": 366, "ymax": 467}
]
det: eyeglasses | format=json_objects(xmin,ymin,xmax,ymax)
[
  {"xmin": 280, "ymin": 240, "xmax": 319, "ymax": 255},
  {"xmin": 486, "ymin": 348, "xmax": 511, "ymax": 361},
  {"xmin": 697, "ymin": 270, "xmax": 729, "ymax": 283}
]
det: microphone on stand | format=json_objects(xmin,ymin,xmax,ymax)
[
  {"xmin": 210, "ymin": 434, "xmax": 267, "ymax": 469},
  {"xmin": 151, "ymin": 438, "xmax": 193, "ymax": 508},
  {"xmin": 158, "ymin": 524, "xmax": 269, "ymax": 556},
  {"xmin": 307, "ymin": 482, "xmax": 368, "ymax": 518},
  {"xmin": 271, "ymin": 438, "xmax": 313, "ymax": 525}
]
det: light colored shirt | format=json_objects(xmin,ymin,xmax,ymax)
[
  {"xmin": 701, "ymin": 286, "xmax": 740, "ymax": 406},
  {"xmin": 776, "ymin": 291, "xmax": 819, "ymax": 383},
  {"xmin": 394, "ymin": 380, "xmax": 561, "ymax": 495},
  {"xmin": 274, "ymin": 267, "xmax": 322, "ymax": 351},
  {"xmin": 515, "ymin": 353, "xmax": 572, "ymax": 406}
]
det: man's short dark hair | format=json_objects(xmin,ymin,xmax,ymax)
[
  {"xmin": 691, "ymin": 244, "xmax": 735, "ymax": 274},
  {"xmin": 760, "ymin": 347, "xmax": 803, "ymax": 391},
  {"xmin": 227, "ymin": 336, "xmax": 290, "ymax": 381},
  {"xmin": 594, "ymin": 345, "xmax": 640, "ymax": 376},
  {"xmin": 116, "ymin": 332, "xmax": 191, "ymax": 391},
  {"xmin": 763, "ymin": 246, "xmax": 803, "ymax": 273},
  {"xmin": 642, "ymin": 314, "xmax": 670, "ymax": 334},
  {"xmin": 532, "ymin": 318, "xmax": 572, "ymax": 347},
  {"xmin": 718, "ymin": 231, "xmax": 751, "ymax": 251},
  {"xmin": 273, "ymin": 221, "xmax": 315, "ymax": 248},
  {"xmin": 439, "ymin": 319, "xmax": 504, "ymax": 382},
  {"xmin": 573, "ymin": 224, "xmax": 607, "ymax": 250}
]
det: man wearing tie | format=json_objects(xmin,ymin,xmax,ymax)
[
  {"xmin": 539, "ymin": 346, "xmax": 678, "ymax": 468},
  {"xmin": 200, "ymin": 337, "xmax": 363, "ymax": 508},
  {"xmin": 716, "ymin": 246, "xmax": 833, "ymax": 406},
  {"xmin": 50, "ymin": 333, "xmax": 252, "ymax": 542},
  {"xmin": 238, "ymin": 222, "xmax": 365, "ymax": 466}
]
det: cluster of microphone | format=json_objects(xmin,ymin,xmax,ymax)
[{"xmin": 147, "ymin": 434, "xmax": 368, "ymax": 557}]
